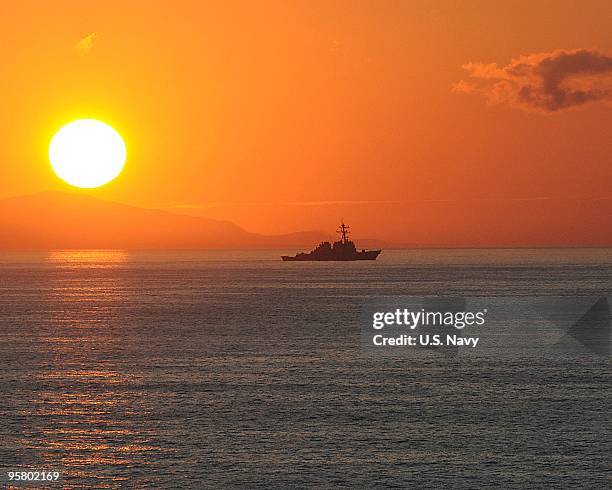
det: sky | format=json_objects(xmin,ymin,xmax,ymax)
[{"xmin": 0, "ymin": 0, "xmax": 610, "ymax": 245}]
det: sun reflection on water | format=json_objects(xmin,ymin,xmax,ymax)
[
  {"xmin": 46, "ymin": 250, "xmax": 129, "ymax": 268},
  {"xmin": 20, "ymin": 250, "xmax": 172, "ymax": 485}
]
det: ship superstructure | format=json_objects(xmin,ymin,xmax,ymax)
[{"xmin": 281, "ymin": 222, "xmax": 381, "ymax": 261}]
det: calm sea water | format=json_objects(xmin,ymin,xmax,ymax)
[{"xmin": 0, "ymin": 249, "xmax": 610, "ymax": 488}]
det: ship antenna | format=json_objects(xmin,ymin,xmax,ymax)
[{"xmin": 337, "ymin": 220, "xmax": 350, "ymax": 244}]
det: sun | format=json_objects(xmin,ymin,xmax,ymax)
[{"xmin": 49, "ymin": 119, "xmax": 126, "ymax": 188}]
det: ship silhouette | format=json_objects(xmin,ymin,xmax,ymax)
[{"xmin": 281, "ymin": 222, "xmax": 381, "ymax": 261}]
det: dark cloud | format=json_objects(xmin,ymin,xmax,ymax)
[{"xmin": 454, "ymin": 49, "xmax": 612, "ymax": 112}]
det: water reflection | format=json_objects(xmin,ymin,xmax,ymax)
[
  {"xmin": 44, "ymin": 250, "xmax": 129, "ymax": 329},
  {"xmin": 46, "ymin": 250, "xmax": 129, "ymax": 268},
  {"xmin": 23, "ymin": 250, "xmax": 169, "ymax": 485}
]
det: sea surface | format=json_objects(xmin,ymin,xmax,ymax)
[{"xmin": 0, "ymin": 249, "xmax": 610, "ymax": 488}]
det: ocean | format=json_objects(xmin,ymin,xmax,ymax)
[{"xmin": 0, "ymin": 249, "xmax": 610, "ymax": 488}]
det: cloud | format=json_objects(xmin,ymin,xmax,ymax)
[
  {"xmin": 75, "ymin": 32, "xmax": 99, "ymax": 55},
  {"xmin": 157, "ymin": 200, "xmax": 401, "ymax": 210},
  {"xmin": 454, "ymin": 49, "xmax": 612, "ymax": 112}
]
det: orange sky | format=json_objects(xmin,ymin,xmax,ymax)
[{"xmin": 0, "ymin": 0, "xmax": 610, "ymax": 244}]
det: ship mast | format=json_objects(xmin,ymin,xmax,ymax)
[{"xmin": 337, "ymin": 221, "xmax": 350, "ymax": 244}]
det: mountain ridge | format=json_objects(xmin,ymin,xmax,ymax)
[{"xmin": 0, "ymin": 191, "xmax": 390, "ymax": 250}]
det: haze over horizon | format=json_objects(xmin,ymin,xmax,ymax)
[{"xmin": 1, "ymin": 190, "xmax": 610, "ymax": 249}]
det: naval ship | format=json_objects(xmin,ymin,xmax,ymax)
[{"xmin": 281, "ymin": 222, "xmax": 381, "ymax": 261}]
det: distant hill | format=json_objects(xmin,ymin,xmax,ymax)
[{"xmin": 0, "ymin": 192, "xmax": 389, "ymax": 250}]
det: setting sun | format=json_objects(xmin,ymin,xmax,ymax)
[{"xmin": 49, "ymin": 119, "xmax": 126, "ymax": 188}]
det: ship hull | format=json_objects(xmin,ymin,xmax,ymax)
[{"xmin": 281, "ymin": 250, "xmax": 381, "ymax": 261}]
